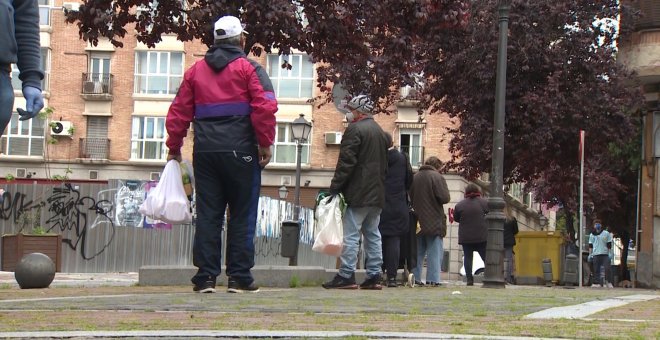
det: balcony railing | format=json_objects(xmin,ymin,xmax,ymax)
[
  {"xmin": 79, "ymin": 138, "xmax": 110, "ymax": 160},
  {"xmin": 81, "ymin": 73, "xmax": 113, "ymax": 99}
]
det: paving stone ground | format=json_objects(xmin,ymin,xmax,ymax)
[{"xmin": 0, "ymin": 271, "xmax": 658, "ymax": 339}]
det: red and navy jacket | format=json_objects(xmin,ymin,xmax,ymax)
[{"xmin": 166, "ymin": 44, "xmax": 278, "ymax": 156}]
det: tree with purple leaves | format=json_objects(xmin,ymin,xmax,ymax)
[{"xmin": 64, "ymin": 0, "xmax": 643, "ymax": 250}]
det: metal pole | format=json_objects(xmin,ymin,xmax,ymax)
[
  {"xmin": 578, "ymin": 131, "xmax": 585, "ymax": 287},
  {"xmin": 483, "ymin": 0, "xmax": 510, "ymax": 288},
  {"xmin": 290, "ymin": 139, "xmax": 303, "ymax": 266}
]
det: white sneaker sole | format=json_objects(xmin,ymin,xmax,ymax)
[
  {"xmin": 195, "ymin": 287, "xmax": 216, "ymax": 293},
  {"xmin": 227, "ymin": 287, "xmax": 260, "ymax": 293}
]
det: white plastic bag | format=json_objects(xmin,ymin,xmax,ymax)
[
  {"xmin": 312, "ymin": 195, "xmax": 345, "ymax": 257},
  {"xmin": 139, "ymin": 160, "xmax": 192, "ymax": 224}
]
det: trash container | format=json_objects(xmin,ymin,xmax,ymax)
[
  {"xmin": 280, "ymin": 221, "xmax": 300, "ymax": 258},
  {"xmin": 542, "ymin": 258, "xmax": 553, "ymax": 287},
  {"xmin": 562, "ymin": 253, "xmax": 579, "ymax": 286},
  {"xmin": 514, "ymin": 231, "xmax": 563, "ymax": 285}
]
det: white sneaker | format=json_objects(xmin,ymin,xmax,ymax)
[{"xmin": 606, "ymin": 282, "xmax": 614, "ymax": 288}]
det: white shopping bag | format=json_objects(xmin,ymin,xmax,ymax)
[
  {"xmin": 312, "ymin": 194, "xmax": 345, "ymax": 257},
  {"xmin": 139, "ymin": 160, "xmax": 192, "ymax": 224}
]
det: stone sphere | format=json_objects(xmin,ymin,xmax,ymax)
[{"xmin": 14, "ymin": 252, "xmax": 56, "ymax": 289}]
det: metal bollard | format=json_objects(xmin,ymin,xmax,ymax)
[
  {"xmin": 563, "ymin": 254, "xmax": 579, "ymax": 286},
  {"xmin": 542, "ymin": 258, "xmax": 553, "ymax": 287}
]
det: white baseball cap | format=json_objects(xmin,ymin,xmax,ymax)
[{"xmin": 213, "ymin": 16, "xmax": 248, "ymax": 40}]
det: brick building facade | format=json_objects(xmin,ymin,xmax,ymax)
[{"xmin": 1, "ymin": 2, "xmax": 456, "ymax": 210}]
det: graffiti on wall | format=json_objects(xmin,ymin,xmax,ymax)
[
  {"xmin": 0, "ymin": 182, "xmax": 317, "ymax": 265},
  {"xmin": 45, "ymin": 183, "xmax": 116, "ymax": 260}
]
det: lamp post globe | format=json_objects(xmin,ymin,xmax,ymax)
[{"xmin": 278, "ymin": 185, "xmax": 289, "ymax": 200}]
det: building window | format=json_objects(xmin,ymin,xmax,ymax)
[
  {"xmin": 11, "ymin": 48, "xmax": 50, "ymax": 91},
  {"xmin": 90, "ymin": 54, "xmax": 111, "ymax": 82},
  {"xmin": 1, "ymin": 113, "xmax": 45, "ymax": 156},
  {"xmin": 273, "ymin": 122, "xmax": 310, "ymax": 164},
  {"xmin": 38, "ymin": 0, "xmax": 50, "ymax": 26},
  {"xmin": 131, "ymin": 116, "xmax": 167, "ymax": 160},
  {"xmin": 267, "ymin": 54, "xmax": 313, "ymax": 99},
  {"xmin": 134, "ymin": 51, "xmax": 183, "ymax": 95},
  {"xmin": 400, "ymin": 129, "xmax": 423, "ymax": 168}
]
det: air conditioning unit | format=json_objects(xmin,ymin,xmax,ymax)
[
  {"xmin": 50, "ymin": 121, "xmax": 73, "ymax": 137},
  {"xmin": 89, "ymin": 170, "xmax": 99, "ymax": 180},
  {"xmin": 15, "ymin": 168, "xmax": 27, "ymax": 178},
  {"xmin": 324, "ymin": 132, "xmax": 342, "ymax": 145}
]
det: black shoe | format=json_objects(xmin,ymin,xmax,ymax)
[
  {"xmin": 323, "ymin": 273, "xmax": 358, "ymax": 289},
  {"xmin": 360, "ymin": 275, "xmax": 383, "ymax": 290},
  {"xmin": 387, "ymin": 277, "xmax": 398, "ymax": 288},
  {"xmin": 414, "ymin": 280, "xmax": 426, "ymax": 287},
  {"xmin": 227, "ymin": 279, "xmax": 260, "ymax": 293},
  {"xmin": 193, "ymin": 280, "xmax": 216, "ymax": 293},
  {"xmin": 427, "ymin": 281, "xmax": 442, "ymax": 287},
  {"xmin": 466, "ymin": 278, "xmax": 474, "ymax": 286}
]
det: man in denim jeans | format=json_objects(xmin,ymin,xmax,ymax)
[{"xmin": 322, "ymin": 94, "xmax": 389, "ymax": 290}]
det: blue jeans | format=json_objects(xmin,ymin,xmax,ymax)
[
  {"xmin": 0, "ymin": 71, "xmax": 14, "ymax": 138},
  {"xmin": 414, "ymin": 235, "xmax": 443, "ymax": 283},
  {"xmin": 338, "ymin": 206, "xmax": 383, "ymax": 279}
]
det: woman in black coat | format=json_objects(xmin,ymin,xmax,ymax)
[
  {"xmin": 503, "ymin": 202, "xmax": 519, "ymax": 284},
  {"xmin": 378, "ymin": 133, "xmax": 413, "ymax": 287}
]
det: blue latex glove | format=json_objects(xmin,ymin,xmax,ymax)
[
  {"xmin": 588, "ymin": 254, "xmax": 593, "ymax": 263},
  {"xmin": 19, "ymin": 86, "xmax": 44, "ymax": 121}
]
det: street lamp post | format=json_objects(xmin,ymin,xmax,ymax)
[
  {"xmin": 483, "ymin": 0, "xmax": 510, "ymax": 288},
  {"xmin": 278, "ymin": 185, "xmax": 289, "ymax": 219},
  {"xmin": 286, "ymin": 113, "xmax": 312, "ymax": 266}
]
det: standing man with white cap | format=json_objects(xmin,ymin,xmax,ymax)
[{"xmin": 166, "ymin": 15, "xmax": 278, "ymax": 293}]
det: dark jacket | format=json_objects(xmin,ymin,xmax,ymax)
[
  {"xmin": 503, "ymin": 217, "xmax": 518, "ymax": 248},
  {"xmin": 0, "ymin": 0, "xmax": 44, "ymax": 89},
  {"xmin": 329, "ymin": 116, "xmax": 388, "ymax": 208},
  {"xmin": 454, "ymin": 195, "xmax": 489, "ymax": 245},
  {"xmin": 410, "ymin": 165, "xmax": 450, "ymax": 237},
  {"xmin": 378, "ymin": 149, "xmax": 413, "ymax": 236},
  {"xmin": 166, "ymin": 44, "xmax": 278, "ymax": 156}
]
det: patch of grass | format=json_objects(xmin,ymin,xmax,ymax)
[
  {"xmin": 0, "ymin": 284, "xmax": 11, "ymax": 290},
  {"xmin": 472, "ymin": 309, "xmax": 487, "ymax": 317},
  {"xmin": 289, "ymin": 275, "xmax": 300, "ymax": 288}
]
